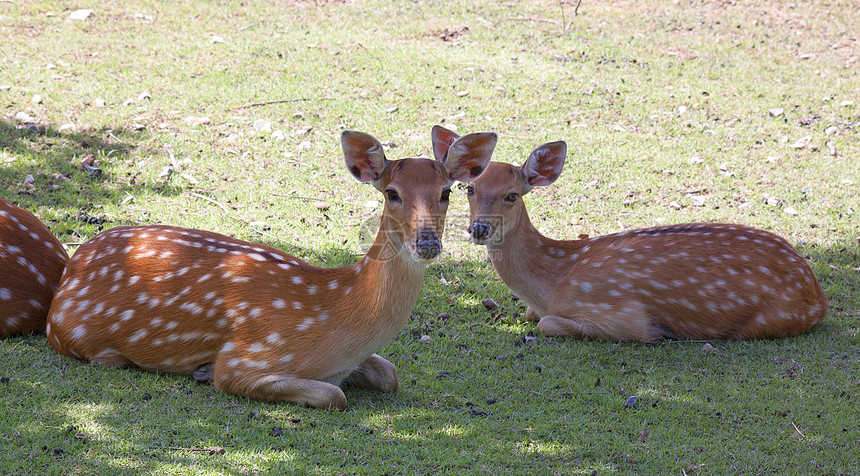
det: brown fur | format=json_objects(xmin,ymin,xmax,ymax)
[
  {"xmin": 468, "ymin": 159, "xmax": 828, "ymax": 342},
  {"xmin": 0, "ymin": 198, "xmax": 68, "ymax": 337}
]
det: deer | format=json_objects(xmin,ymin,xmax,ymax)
[
  {"xmin": 1, "ymin": 197, "xmax": 69, "ymax": 338},
  {"xmin": 464, "ymin": 139, "xmax": 828, "ymax": 342},
  {"xmin": 45, "ymin": 127, "xmax": 497, "ymax": 410}
]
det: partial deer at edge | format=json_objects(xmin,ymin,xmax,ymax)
[
  {"xmin": 46, "ymin": 127, "xmax": 497, "ymax": 410},
  {"xmin": 465, "ymin": 140, "xmax": 827, "ymax": 342},
  {"xmin": 1, "ymin": 198, "xmax": 69, "ymax": 337}
]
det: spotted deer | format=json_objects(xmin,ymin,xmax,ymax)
[
  {"xmin": 465, "ymin": 140, "xmax": 828, "ymax": 342},
  {"xmin": 46, "ymin": 128, "xmax": 497, "ymax": 410},
  {"xmin": 1, "ymin": 198, "xmax": 69, "ymax": 337}
]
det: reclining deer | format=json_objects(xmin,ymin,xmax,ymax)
[
  {"xmin": 459, "ymin": 133, "xmax": 827, "ymax": 342},
  {"xmin": 46, "ymin": 127, "xmax": 497, "ymax": 409}
]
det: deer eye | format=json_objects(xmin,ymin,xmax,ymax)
[
  {"xmin": 465, "ymin": 186, "xmax": 474, "ymax": 196},
  {"xmin": 440, "ymin": 189, "xmax": 451, "ymax": 202},
  {"xmin": 504, "ymin": 192, "xmax": 518, "ymax": 203},
  {"xmin": 385, "ymin": 189, "xmax": 401, "ymax": 202}
]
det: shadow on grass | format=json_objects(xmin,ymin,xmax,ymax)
[{"xmin": 0, "ymin": 118, "xmax": 184, "ymax": 240}]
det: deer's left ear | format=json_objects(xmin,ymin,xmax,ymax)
[
  {"xmin": 521, "ymin": 141, "xmax": 566, "ymax": 191},
  {"xmin": 441, "ymin": 132, "xmax": 498, "ymax": 183}
]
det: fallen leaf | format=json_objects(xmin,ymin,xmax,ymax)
[
  {"xmin": 68, "ymin": 9, "xmax": 93, "ymax": 21},
  {"xmin": 15, "ymin": 111, "xmax": 34, "ymax": 123},
  {"xmin": 253, "ymin": 119, "xmax": 272, "ymax": 132},
  {"xmin": 183, "ymin": 116, "xmax": 210, "ymax": 126}
]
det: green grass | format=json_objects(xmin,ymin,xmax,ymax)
[{"xmin": 1, "ymin": 0, "xmax": 859, "ymax": 474}]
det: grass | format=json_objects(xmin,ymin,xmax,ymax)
[{"xmin": 1, "ymin": 0, "xmax": 859, "ymax": 474}]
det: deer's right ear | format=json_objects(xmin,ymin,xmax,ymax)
[
  {"xmin": 341, "ymin": 130, "xmax": 389, "ymax": 187},
  {"xmin": 521, "ymin": 141, "xmax": 566, "ymax": 192},
  {"xmin": 442, "ymin": 131, "xmax": 498, "ymax": 183},
  {"xmin": 431, "ymin": 125, "xmax": 460, "ymax": 162}
]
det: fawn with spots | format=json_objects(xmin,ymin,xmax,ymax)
[
  {"xmin": 46, "ymin": 127, "xmax": 497, "ymax": 410},
  {"xmin": 465, "ymin": 139, "xmax": 828, "ymax": 342},
  {"xmin": 0, "ymin": 198, "xmax": 69, "ymax": 337}
]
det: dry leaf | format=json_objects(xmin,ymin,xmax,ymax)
[
  {"xmin": 183, "ymin": 116, "xmax": 210, "ymax": 126},
  {"xmin": 68, "ymin": 9, "xmax": 93, "ymax": 21}
]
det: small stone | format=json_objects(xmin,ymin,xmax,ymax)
[
  {"xmin": 315, "ymin": 202, "xmax": 330, "ymax": 211},
  {"xmin": 784, "ymin": 207, "xmax": 798, "ymax": 216},
  {"xmin": 31, "ymin": 94, "xmax": 43, "ymax": 104},
  {"xmin": 824, "ymin": 126, "xmax": 838, "ymax": 135},
  {"xmin": 769, "ymin": 107, "xmax": 784, "ymax": 117},
  {"xmin": 419, "ymin": 335, "xmax": 432, "ymax": 343},
  {"xmin": 94, "ymin": 98, "xmax": 106, "ymax": 108},
  {"xmin": 298, "ymin": 141, "xmax": 312, "ymax": 150},
  {"xmin": 688, "ymin": 195, "xmax": 706, "ymax": 207},
  {"xmin": 438, "ymin": 313, "xmax": 451, "ymax": 320},
  {"xmin": 456, "ymin": 90, "xmax": 469, "ymax": 97},
  {"xmin": 138, "ymin": 92, "xmax": 151, "ymax": 101},
  {"xmin": 211, "ymin": 35, "xmax": 224, "ymax": 44},
  {"xmin": 702, "ymin": 343, "xmax": 716, "ymax": 354},
  {"xmin": 58, "ymin": 123, "xmax": 76, "ymax": 132},
  {"xmin": 625, "ymin": 396, "xmax": 638, "ymax": 408},
  {"xmin": 689, "ymin": 156, "xmax": 704, "ymax": 164},
  {"xmin": 481, "ymin": 298, "xmax": 498, "ymax": 311},
  {"xmin": 271, "ymin": 129, "xmax": 286, "ymax": 141},
  {"xmin": 668, "ymin": 201, "xmax": 682, "ymax": 210}
]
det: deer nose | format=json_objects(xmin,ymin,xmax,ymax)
[
  {"xmin": 415, "ymin": 229, "xmax": 441, "ymax": 260},
  {"xmin": 469, "ymin": 221, "xmax": 491, "ymax": 241}
]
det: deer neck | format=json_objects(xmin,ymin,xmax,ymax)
[
  {"xmin": 354, "ymin": 215, "xmax": 427, "ymax": 328},
  {"xmin": 485, "ymin": 205, "xmax": 577, "ymax": 317}
]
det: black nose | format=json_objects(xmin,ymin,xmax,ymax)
[
  {"xmin": 416, "ymin": 229, "xmax": 441, "ymax": 260},
  {"xmin": 469, "ymin": 222, "xmax": 491, "ymax": 240}
]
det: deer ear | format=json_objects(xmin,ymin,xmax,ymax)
[
  {"xmin": 431, "ymin": 125, "xmax": 460, "ymax": 162},
  {"xmin": 442, "ymin": 131, "xmax": 498, "ymax": 183},
  {"xmin": 341, "ymin": 130, "xmax": 389, "ymax": 186},
  {"xmin": 522, "ymin": 141, "xmax": 566, "ymax": 191}
]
